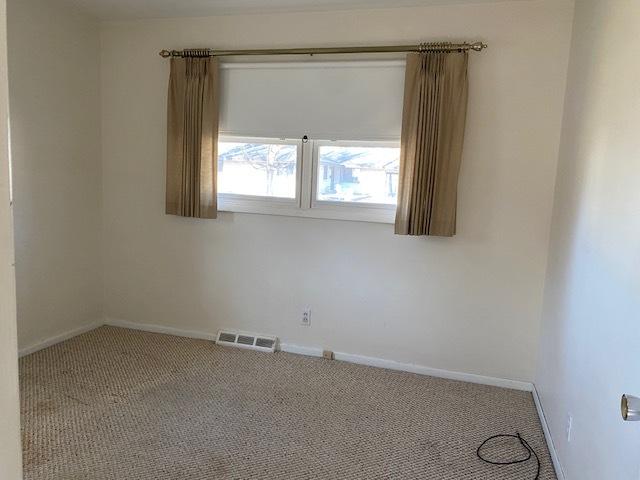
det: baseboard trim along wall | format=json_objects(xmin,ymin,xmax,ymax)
[
  {"xmin": 21, "ymin": 318, "xmax": 535, "ymax": 392},
  {"xmin": 532, "ymin": 385, "xmax": 565, "ymax": 480},
  {"xmin": 102, "ymin": 318, "xmax": 533, "ymax": 392},
  {"xmin": 18, "ymin": 321, "xmax": 102, "ymax": 357},
  {"xmin": 105, "ymin": 318, "xmax": 219, "ymax": 342},
  {"xmin": 280, "ymin": 343, "xmax": 534, "ymax": 391}
]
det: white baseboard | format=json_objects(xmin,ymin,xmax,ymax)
[
  {"xmin": 20, "ymin": 318, "xmax": 534, "ymax": 393},
  {"xmin": 336, "ymin": 350, "xmax": 533, "ymax": 391},
  {"xmin": 281, "ymin": 342, "xmax": 533, "ymax": 392},
  {"xmin": 19, "ymin": 321, "xmax": 102, "ymax": 357},
  {"xmin": 533, "ymin": 385, "xmax": 565, "ymax": 480},
  {"xmin": 279, "ymin": 342, "xmax": 324, "ymax": 358},
  {"xmin": 104, "ymin": 318, "xmax": 218, "ymax": 342},
  {"xmin": 104, "ymin": 320, "xmax": 533, "ymax": 392}
]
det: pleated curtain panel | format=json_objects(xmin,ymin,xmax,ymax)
[
  {"xmin": 395, "ymin": 52, "xmax": 469, "ymax": 237},
  {"xmin": 166, "ymin": 54, "xmax": 220, "ymax": 219}
]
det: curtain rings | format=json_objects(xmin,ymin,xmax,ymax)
[
  {"xmin": 417, "ymin": 42, "xmax": 453, "ymax": 53},
  {"xmin": 183, "ymin": 49, "xmax": 211, "ymax": 58}
]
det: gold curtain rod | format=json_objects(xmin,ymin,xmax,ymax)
[{"xmin": 159, "ymin": 42, "xmax": 487, "ymax": 58}]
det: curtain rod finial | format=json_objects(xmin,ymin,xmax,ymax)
[
  {"xmin": 470, "ymin": 42, "xmax": 487, "ymax": 52},
  {"xmin": 159, "ymin": 49, "xmax": 173, "ymax": 58}
]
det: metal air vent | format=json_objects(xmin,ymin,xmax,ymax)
[
  {"xmin": 216, "ymin": 330, "xmax": 277, "ymax": 353},
  {"xmin": 218, "ymin": 332, "xmax": 237, "ymax": 343}
]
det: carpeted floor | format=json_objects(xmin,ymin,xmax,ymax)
[{"xmin": 20, "ymin": 326, "xmax": 556, "ymax": 480}]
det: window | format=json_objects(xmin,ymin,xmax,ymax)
[
  {"xmin": 218, "ymin": 138, "xmax": 299, "ymax": 198},
  {"xmin": 216, "ymin": 59, "xmax": 404, "ymax": 222},
  {"xmin": 217, "ymin": 136, "xmax": 399, "ymax": 223},
  {"xmin": 314, "ymin": 142, "xmax": 399, "ymax": 205}
]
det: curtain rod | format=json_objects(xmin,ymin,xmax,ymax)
[{"xmin": 159, "ymin": 42, "xmax": 487, "ymax": 58}]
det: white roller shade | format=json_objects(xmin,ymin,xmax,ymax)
[{"xmin": 219, "ymin": 60, "xmax": 405, "ymax": 140}]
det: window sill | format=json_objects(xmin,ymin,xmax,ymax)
[{"xmin": 218, "ymin": 198, "xmax": 396, "ymax": 224}]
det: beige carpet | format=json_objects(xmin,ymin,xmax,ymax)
[{"xmin": 20, "ymin": 326, "xmax": 556, "ymax": 480}]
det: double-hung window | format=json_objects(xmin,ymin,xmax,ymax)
[
  {"xmin": 217, "ymin": 59, "xmax": 404, "ymax": 223},
  {"xmin": 217, "ymin": 137, "xmax": 400, "ymax": 222}
]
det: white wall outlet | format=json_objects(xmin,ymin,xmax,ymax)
[
  {"xmin": 301, "ymin": 307, "xmax": 311, "ymax": 326},
  {"xmin": 565, "ymin": 414, "xmax": 573, "ymax": 442}
]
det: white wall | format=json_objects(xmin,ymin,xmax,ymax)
[
  {"xmin": 8, "ymin": 0, "xmax": 103, "ymax": 350},
  {"xmin": 0, "ymin": 0, "xmax": 23, "ymax": 475},
  {"xmin": 100, "ymin": 0, "xmax": 574, "ymax": 382},
  {"xmin": 536, "ymin": 1, "xmax": 640, "ymax": 478}
]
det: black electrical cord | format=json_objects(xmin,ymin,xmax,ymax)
[{"xmin": 476, "ymin": 432, "xmax": 540, "ymax": 480}]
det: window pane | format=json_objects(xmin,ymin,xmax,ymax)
[
  {"xmin": 316, "ymin": 145, "xmax": 400, "ymax": 204},
  {"xmin": 218, "ymin": 141, "xmax": 297, "ymax": 198}
]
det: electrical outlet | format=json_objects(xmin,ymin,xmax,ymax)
[
  {"xmin": 301, "ymin": 307, "xmax": 311, "ymax": 326},
  {"xmin": 565, "ymin": 414, "xmax": 573, "ymax": 442}
]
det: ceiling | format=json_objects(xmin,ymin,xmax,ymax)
[{"xmin": 64, "ymin": 0, "xmax": 525, "ymax": 21}]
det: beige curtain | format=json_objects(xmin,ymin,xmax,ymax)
[
  {"xmin": 395, "ymin": 52, "xmax": 468, "ymax": 237},
  {"xmin": 166, "ymin": 55, "xmax": 220, "ymax": 219}
]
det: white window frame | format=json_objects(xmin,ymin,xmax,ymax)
[
  {"xmin": 217, "ymin": 135, "xmax": 303, "ymax": 216},
  {"xmin": 309, "ymin": 139, "xmax": 399, "ymax": 224},
  {"xmin": 217, "ymin": 135, "xmax": 399, "ymax": 224}
]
